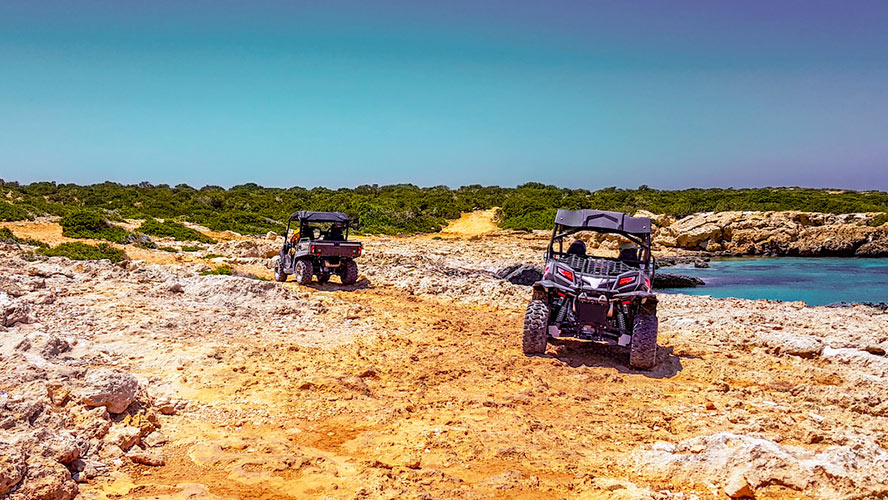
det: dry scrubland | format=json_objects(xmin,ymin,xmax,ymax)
[{"xmin": 1, "ymin": 214, "xmax": 888, "ymax": 500}]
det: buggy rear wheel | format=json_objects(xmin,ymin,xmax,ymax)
[
  {"xmin": 294, "ymin": 260, "xmax": 314, "ymax": 285},
  {"xmin": 629, "ymin": 302, "xmax": 658, "ymax": 370},
  {"xmin": 522, "ymin": 299, "xmax": 549, "ymax": 355},
  {"xmin": 339, "ymin": 260, "xmax": 358, "ymax": 285}
]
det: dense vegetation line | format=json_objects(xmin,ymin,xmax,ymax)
[{"xmin": 2, "ymin": 180, "xmax": 887, "ymax": 234}]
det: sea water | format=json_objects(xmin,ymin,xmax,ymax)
[{"xmin": 661, "ymin": 257, "xmax": 888, "ymax": 305}]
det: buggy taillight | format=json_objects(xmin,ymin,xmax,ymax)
[
  {"xmin": 644, "ymin": 277, "xmax": 651, "ymax": 290},
  {"xmin": 618, "ymin": 276, "xmax": 635, "ymax": 286},
  {"xmin": 557, "ymin": 268, "xmax": 574, "ymax": 281}
]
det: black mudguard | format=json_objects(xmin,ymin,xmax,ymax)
[
  {"xmin": 532, "ymin": 279, "xmax": 575, "ymax": 295},
  {"xmin": 614, "ymin": 290, "xmax": 658, "ymax": 302}
]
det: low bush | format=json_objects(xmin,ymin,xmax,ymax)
[
  {"xmin": 0, "ymin": 202, "xmax": 31, "ymax": 221},
  {"xmin": 203, "ymin": 253, "xmax": 224, "ymax": 259},
  {"xmin": 138, "ymin": 218, "xmax": 216, "ymax": 243},
  {"xmin": 0, "ymin": 227, "xmax": 47, "ymax": 247},
  {"xmin": 868, "ymin": 213, "xmax": 888, "ymax": 227},
  {"xmin": 59, "ymin": 211, "xmax": 132, "ymax": 243},
  {"xmin": 187, "ymin": 210, "xmax": 283, "ymax": 236},
  {"xmin": 181, "ymin": 245, "xmax": 202, "ymax": 252},
  {"xmin": 38, "ymin": 242, "xmax": 127, "ymax": 263},
  {"xmin": 4, "ymin": 180, "xmax": 888, "ymax": 235},
  {"xmin": 157, "ymin": 246, "xmax": 179, "ymax": 252},
  {"xmin": 200, "ymin": 265, "xmax": 233, "ymax": 276}
]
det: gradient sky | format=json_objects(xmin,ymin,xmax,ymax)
[{"xmin": 1, "ymin": 1, "xmax": 886, "ymax": 189}]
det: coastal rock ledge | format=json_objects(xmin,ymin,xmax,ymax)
[{"xmin": 647, "ymin": 211, "xmax": 888, "ymax": 257}]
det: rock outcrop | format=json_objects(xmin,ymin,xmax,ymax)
[
  {"xmin": 653, "ymin": 211, "xmax": 888, "ymax": 257},
  {"xmin": 0, "ymin": 254, "xmax": 172, "ymax": 498},
  {"xmin": 653, "ymin": 273, "xmax": 705, "ymax": 289},
  {"xmin": 81, "ymin": 369, "xmax": 139, "ymax": 414},
  {"xmin": 632, "ymin": 432, "xmax": 888, "ymax": 499},
  {"xmin": 495, "ymin": 264, "xmax": 543, "ymax": 286}
]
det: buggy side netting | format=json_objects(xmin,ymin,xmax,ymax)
[{"xmin": 558, "ymin": 255, "xmax": 635, "ymax": 277}]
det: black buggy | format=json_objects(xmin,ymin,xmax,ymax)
[
  {"xmin": 274, "ymin": 211, "xmax": 363, "ymax": 285},
  {"xmin": 523, "ymin": 209, "xmax": 659, "ymax": 369}
]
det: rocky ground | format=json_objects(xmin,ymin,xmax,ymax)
[{"xmin": 1, "ymin": 214, "xmax": 887, "ymax": 500}]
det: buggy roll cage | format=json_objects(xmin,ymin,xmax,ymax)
[
  {"xmin": 284, "ymin": 211, "xmax": 352, "ymax": 241},
  {"xmin": 545, "ymin": 209, "xmax": 654, "ymax": 269}
]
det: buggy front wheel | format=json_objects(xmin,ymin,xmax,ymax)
[
  {"xmin": 629, "ymin": 303, "xmax": 659, "ymax": 370},
  {"xmin": 522, "ymin": 300, "xmax": 549, "ymax": 355}
]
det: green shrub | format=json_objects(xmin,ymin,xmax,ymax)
[
  {"xmin": 868, "ymin": 213, "xmax": 888, "ymax": 227},
  {"xmin": 0, "ymin": 202, "xmax": 31, "ymax": 221},
  {"xmin": 181, "ymin": 245, "xmax": 202, "ymax": 252},
  {"xmin": 138, "ymin": 218, "xmax": 216, "ymax": 243},
  {"xmin": 38, "ymin": 242, "xmax": 127, "ymax": 263},
  {"xmin": 3, "ymin": 181, "xmax": 888, "ymax": 235},
  {"xmin": 59, "ymin": 211, "xmax": 132, "ymax": 243},
  {"xmin": 157, "ymin": 246, "xmax": 179, "ymax": 252},
  {"xmin": 187, "ymin": 210, "xmax": 283, "ymax": 236},
  {"xmin": 203, "ymin": 253, "xmax": 224, "ymax": 259},
  {"xmin": 200, "ymin": 265, "xmax": 232, "ymax": 275},
  {"xmin": 498, "ymin": 209, "xmax": 557, "ymax": 231},
  {"xmin": 0, "ymin": 227, "xmax": 47, "ymax": 247}
]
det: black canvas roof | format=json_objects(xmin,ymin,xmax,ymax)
[
  {"xmin": 554, "ymin": 209, "xmax": 651, "ymax": 234},
  {"xmin": 289, "ymin": 211, "xmax": 350, "ymax": 223}
]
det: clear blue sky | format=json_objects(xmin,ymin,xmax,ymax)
[{"xmin": 1, "ymin": 1, "xmax": 886, "ymax": 190}]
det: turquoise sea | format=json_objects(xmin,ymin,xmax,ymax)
[{"xmin": 661, "ymin": 257, "xmax": 888, "ymax": 305}]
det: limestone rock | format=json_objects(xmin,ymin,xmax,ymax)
[
  {"xmin": 81, "ymin": 369, "xmax": 139, "ymax": 414},
  {"xmin": 632, "ymin": 432, "xmax": 888, "ymax": 498},
  {"xmin": 38, "ymin": 431, "xmax": 86, "ymax": 465},
  {"xmin": 127, "ymin": 448, "xmax": 165, "ymax": 466},
  {"xmin": 856, "ymin": 236, "xmax": 888, "ymax": 256},
  {"xmin": 0, "ymin": 442, "xmax": 26, "ymax": 496},
  {"xmin": 764, "ymin": 333, "xmax": 823, "ymax": 359},
  {"xmin": 654, "ymin": 211, "xmax": 888, "ymax": 256},
  {"xmin": 495, "ymin": 264, "xmax": 543, "ymax": 286},
  {"xmin": 2, "ymin": 301, "xmax": 32, "ymax": 327},
  {"xmin": 8, "ymin": 458, "xmax": 78, "ymax": 500},
  {"xmin": 653, "ymin": 273, "xmax": 704, "ymax": 288},
  {"xmin": 142, "ymin": 430, "xmax": 168, "ymax": 447},
  {"xmin": 724, "ymin": 473, "xmax": 754, "ymax": 498},
  {"xmin": 105, "ymin": 425, "xmax": 141, "ymax": 451}
]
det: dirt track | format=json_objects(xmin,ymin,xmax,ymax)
[{"xmin": 2, "ymin": 217, "xmax": 888, "ymax": 499}]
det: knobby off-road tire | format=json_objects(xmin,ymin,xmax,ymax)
[
  {"xmin": 629, "ymin": 302, "xmax": 659, "ymax": 370},
  {"xmin": 522, "ymin": 300, "xmax": 549, "ymax": 355},
  {"xmin": 316, "ymin": 267, "xmax": 331, "ymax": 283},
  {"xmin": 340, "ymin": 260, "xmax": 359, "ymax": 285},
  {"xmin": 274, "ymin": 264, "xmax": 288, "ymax": 282},
  {"xmin": 295, "ymin": 260, "xmax": 314, "ymax": 285}
]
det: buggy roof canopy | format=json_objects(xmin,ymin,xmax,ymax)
[
  {"xmin": 554, "ymin": 209, "xmax": 651, "ymax": 235},
  {"xmin": 289, "ymin": 211, "xmax": 350, "ymax": 223}
]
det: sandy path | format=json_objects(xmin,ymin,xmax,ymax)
[
  {"xmin": 438, "ymin": 209, "xmax": 499, "ymax": 238},
  {"xmin": 71, "ymin": 282, "xmax": 870, "ymax": 499}
]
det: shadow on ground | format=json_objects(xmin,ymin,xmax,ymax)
[
  {"xmin": 545, "ymin": 341, "xmax": 688, "ymax": 379},
  {"xmin": 302, "ymin": 277, "xmax": 373, "ymax": 292}
]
